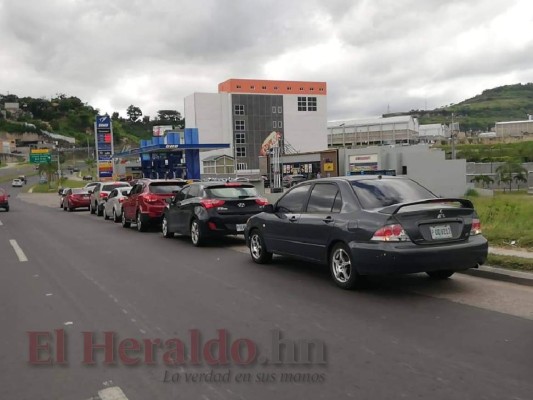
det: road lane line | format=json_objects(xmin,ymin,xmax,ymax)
[
  {"xmin": 9, "ymin": 239, "xmax": 28, "ymax": 262},
  {"xmin": 0, "ymin": 220, "xmax": 3, "ymax": 226}
]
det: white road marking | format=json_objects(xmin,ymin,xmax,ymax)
[
  {"xmin": 98, "ymin": 386, "xmax": 129, "ymax": 400},
  {"xmin": 0, "ymin": 220, "xmax": 3, "ymax": 226},
  {"xmin": 45, "ymin": 293, "xmax": 53, "ymax": 297},
  {"xmin": 64, "ymin": 321, "xmax": 73, "ymax": 326},
  {"xmin": 9, "ymin": 240, "xmax": 28, "ymax": 262}
]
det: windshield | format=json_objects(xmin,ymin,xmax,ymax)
[
  {"xmin": 206, "ymin": 186, "xmax": 258, "ymax": 199},
  {"xmin": 72, "ymin": 188, "xmax": 89, "ymax": 194},
  {"xmin": 149, "ymin": 182, "xmax": 186, "ymax": 194},
  {"xmin": 351, "ymin": 179, "xmax": 435, "ymax": 209}
]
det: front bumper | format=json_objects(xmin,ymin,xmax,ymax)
[
  {"xmin": 350, "ymin": 235, "xmax": 488, "ymax": 275},
  {"xmin": 0, "ymin": 201, "xmax": 8, "ymax": 208}
]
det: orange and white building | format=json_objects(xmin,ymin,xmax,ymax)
[{"xmin": 184, "ymin": 78, "xmax": 328, "ymax": 174}]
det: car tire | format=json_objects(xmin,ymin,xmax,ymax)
[
  {"xmin": 63, "ymin": 203, "xmax": 67, "ymax": 211},
  {"xmin": 426, "ymin": 270, "xmax": 455, "ymax": 280},
  {"xmin": 5, "ymin": 206, "xmax": 9, "ymax": 212},
  {"xmin": 96, "ymin": 204, "xmax": 104, "ymax": 217},
  {"xmin": 113, "ymin": 208, "xmax": 121, "ymax": 223},
  {"xmin": 136, "ymin": 211, "xmax": 148, "ymax": 232},
  {"xmin": 249, "ymin": 230, "xmax": 272, "ymax": 264},
  {"xmin": 90, "ymin": 202, "xmax": 96, "ymax": 214},
  {"xmin": 329, "ymin": 243, "xmax": 362, "ymax": 290},
  {"xmin": 104, "ymin": 209, "xmax": 110, "ymax": 220},
  {"xmin": 122, "ymin": 212, "xmax": 131, "ymax": 228},
  {"xmin": 190, "ymin": 219, "xmax": 204, "ymax": 247},
  {"xmin": 162, "ymin": 216, "xmax": 174, "ymax": 238}
]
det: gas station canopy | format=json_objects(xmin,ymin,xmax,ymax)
[{"xmin": 112, "ymin": 143, "xmax": 230, "ymax": 158}]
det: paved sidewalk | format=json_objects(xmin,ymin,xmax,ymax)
[{"xmin": 489, "ymin": 246, "xmax": 533, "ymax": 259}]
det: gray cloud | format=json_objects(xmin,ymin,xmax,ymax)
[{"xmin": 1, "ymin": 0, "xmax": 532, "ymax": 122}]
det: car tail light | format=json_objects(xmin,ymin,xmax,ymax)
[
  {"xmin": 255, "ymin": 198, "xmax": 269, "ymax": 206},
  {"xmin": 200, "ymin": 199, "xmax": 226, "ymax": 209},
  {"xmin": 208, "ymin": 222, "xmax": 217, "ymax": 230},
  {"xmin": 119, "ymin": 197, "xmax": 125, "ymax": 203},
  {"xmin": 225, "ymin": 182, "xmax": 241, "ymax": 187},
  {"xmin": 470, "ymin": 218, "xmax": 482, "ymax": 235},
  {"xmin": 144, "ymin": 195, "xmax": 159, "ymax": 204},
  {"xmin": 99, "ymin": 193, "xmax": 108, "ymax": 199},
  {"xmin": 371, "ymin": 224, "xmax": 409, "ymax": 242}
]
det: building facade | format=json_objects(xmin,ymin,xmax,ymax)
[
  {"xmin": 495, "ymin": 118, "xmax": 533, "ymax": 138},
  {"xmin": 327, "ymin": 116, "xmax": 419, "ymax": 148},
  {"xmin": 185, "ymin": 79, "xmax": 328, "ymax": 174}
]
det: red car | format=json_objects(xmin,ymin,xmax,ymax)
[
  {"xmin": 122, "ymin": 179, "xmax": 187, "ymax": 232},
  {"xmin": 63, "ymin": 188, "xmax": 91, "ymax": 211},
  {"xmin": 0, "ymin": 188, "xmax": 10, "ymax": 212}
]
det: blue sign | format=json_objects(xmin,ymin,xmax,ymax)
[{"xmin": 94, "ymin": 115, "xmax": 114, "ymax": 179}]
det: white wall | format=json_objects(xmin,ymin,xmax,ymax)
[
  {"xmin": 184, "ymin": 93, "xmax": 232, "ymax": 144},
  {"xmin": 283, "ymin": 94, "xmax": 327, "ymax": 152}
]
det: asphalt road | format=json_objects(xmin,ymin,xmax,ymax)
[{"xmin": 1, "ymin": 177, "xmax": 532, "ymax": 400}]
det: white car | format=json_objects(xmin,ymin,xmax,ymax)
[
  {"xmin": 12, "ymin": 179, "xmax": 23, "ymax": 188},
  {"xmin": 103, "ymin": 187, "xmax": 132, "ymax": 222}
]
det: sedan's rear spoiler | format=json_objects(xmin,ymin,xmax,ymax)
[{"xmin": 379, "ymin": 198, "xmax": 474, "ymax": 215}]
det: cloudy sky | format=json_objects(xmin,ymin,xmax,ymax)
[{"xmin": 1, "ymin": 0, "xmax": 533, "ymax": 121}]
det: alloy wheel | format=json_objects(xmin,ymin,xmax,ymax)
[{"xmin": 332, "ymin": 248, "xmax": 351, "ymax": 283}]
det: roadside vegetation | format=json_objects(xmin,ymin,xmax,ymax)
[
  {"xmin": 468, "ymin": 192, "xmax": 533, "ymax": 249},
  {"xmin": 486, "ymin": 254, "xmax": 533, "ymax": 272}
]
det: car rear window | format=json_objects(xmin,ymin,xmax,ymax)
[
  {"xmin": 149, "ymin": 182, "xmax": 186, "ymax": 194},
  {"xmin": 206, "ymin": 186, "xmax": 258, "ymax": 199},
  {"xmin": 351, "ymin": 179, "xmax": 435, "ymax": 209},
  {"xmin": 72, "ymin": 188, "xmax": 89, "ymax": 194},
  {"xmin": 102, "ymin": 183, "xmax": 130, "ymax": 191}
]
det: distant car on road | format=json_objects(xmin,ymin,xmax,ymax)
[
  {"xmin": 0, "ymin": 188, "xmax": 10, "ymax": 211},
  {"xmin": 245, "ymin": 175, "xmax": 488, "ymax": 289},
  {"xmin": 82, "ymin": 175, "xmax": 93, "ymax": 181},
  {"xmin": 63, "ymin": 188, "xmax": 91, "ymax": 211},
  {"xmin": 282, "ymin": 174, "xmax": 306, "ymax": 188},
  {"xmin": 12, "ymin": 178, "xmax": 23, "ymax": 188},
  {"xmin": 122, "ymin": 179, "xmax": 187, "ymax": 232},
  {"xmin": 162, "ymin": 181, "xmax": 268, "ymax": 246},
  {"xmin": 103, "ymin": 187, "xmax": 132, "ymax": 222},
  {"xmin": 89, "ymin": 181, "xmax": 131, "ymax": 216},
  {"xmin": 18, "ymin": 175, "xmax": 27, "ymax": 184},
  {"xmin": 39, "ymin": 176, "xmax": 48, "ymax": 184}
]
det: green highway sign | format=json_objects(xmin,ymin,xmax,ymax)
[{"xmin": 30, "ymin": 150, "xmax": 52, "ymax": 164}]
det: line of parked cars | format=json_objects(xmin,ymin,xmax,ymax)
[{"xmin": 58, "ymin": 175, "xmax": 489, "ymax": 289}]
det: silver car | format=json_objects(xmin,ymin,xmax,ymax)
[{"xmin": 103, "ymin": 187, "xmax": 132, "ymax": 222}]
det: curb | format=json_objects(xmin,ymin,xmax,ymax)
[{"xmin": 459, "ymin": 265, "xmax": 533, "ymax": 286}]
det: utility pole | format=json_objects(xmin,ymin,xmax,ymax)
[{"xmin": 451, "ymin": 113, "xmax": 456, "ymax": 160}]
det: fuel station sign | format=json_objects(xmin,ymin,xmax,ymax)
[{"xmin": 94, "ymin": 115, "xmax": 114, "ymax": 179}]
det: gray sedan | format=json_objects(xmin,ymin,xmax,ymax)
[{"xmin": 103, "ymin": 187, "xmax": 132, "ymax": 222}]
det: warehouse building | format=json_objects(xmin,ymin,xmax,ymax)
[
  {"xmin": 495, "ymin": 116, "xmax": 533, "ymax": 138},
  {"xmin": 327, "ymin": 116, "xmax": 419, "ymax": 148}
]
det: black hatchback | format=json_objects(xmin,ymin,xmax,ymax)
[
  {"xmin": 245, "ymin": 176, "xmax": 488, "ymax": 289},
  {"xmin": 162, "ymin": 181, "xmax": 269, "ymax": 246}
]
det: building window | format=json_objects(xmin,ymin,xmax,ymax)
[
  {"xmin": 298, "ymin": 97, "xmax": 307, "ymax": 111},
  {"xmin": 274, "ymin": 86, "xmax": 278, "ymax": 90},
  {"xmin": 319, "ymin": 88, "xmax": 324, "ymax": 92},
  {"xmin": 310, "ymin": 87, "xmax": 315, "ymax": 91},
  {"xmin": 300, "ymin": 87, "xmax": 304, "ymax": 91},
  {"xmin": 250, "ymin": 85, "xmax": 255, "ymax": 90},
  {"xmin": 272, "ymin": 106, "xmax": 277, "ymax": 113},
  {"xmin": 236, "ymin": 85, "xmax": 241, "ymax": 89},
  {"xmin": 236, "ymin": 147, "xmax": 246, "ymax": 157},
  {"xmin": 273, "ymin": 121, "xmax": 277, "ymax": 129},
  {"xmin": 237, "ymin": 162, "xmax": 247, "ymax": 170},
  {"xmin": 235, "ymin": 120, "xmax": 245, "ymax": 131},
  {"xmin": 278, "ymin": 106, "xmax": 282, "ymax": 113},
  {"xmin": 262, "ymin": 85, "xmax": 267, "ymax": 90},
  {"xmin": 234, "ymin": 104, "xmax": 244, "ymax": 115},
  {"xmin": 278, "ymin": 121, "xmax": 283, "ymax": 128},
  {"xmin": 287, "ymin": 86, "xmax": 292, "ymax": 90},
  {"xmin": 308, "ymin": 97, "xmax": 317, "ymax": 111},
  {"xmin": 235, "ymin": 132, "xmax": 245, "ymax": 144}
]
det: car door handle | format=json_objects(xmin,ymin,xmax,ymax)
[
  {"xmin": 289, "ymin": 216, "xmax": 298, "ymax": 222},
  {"xmin": 323, "ymin": 216, "xmax": 334, "ymax": 223}
]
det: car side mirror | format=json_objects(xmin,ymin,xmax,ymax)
[
  {"xmin": 263, "ymin": 204, "xmax": 274, "ymax": 213},
  {"xmin": 165, "ymin": 197, "xmax": 173, "ymax": 204}
]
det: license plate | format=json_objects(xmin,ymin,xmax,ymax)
[
  {"xmin": 236, "ymin": 224, "xmax": 246, "ymax": 232},
  {"xmin": 430, "ymin": 224, "xmax": 453, "ymax": 240}
]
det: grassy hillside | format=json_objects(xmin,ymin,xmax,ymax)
[{"xmin": 388, "ymin": 83, "xmax": 533, "ymax": 132}]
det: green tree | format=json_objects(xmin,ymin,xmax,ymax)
[
  {"xmin": 85, "ymin": 158, "xmax": 95, "ymax": 176},
  {"xmin": 496, "ymin": 161, "xmax": 527, "ymax": 192},
  {"xmin": 126, "ymin": 105, "xmax": 142, "ymax": 122}
]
